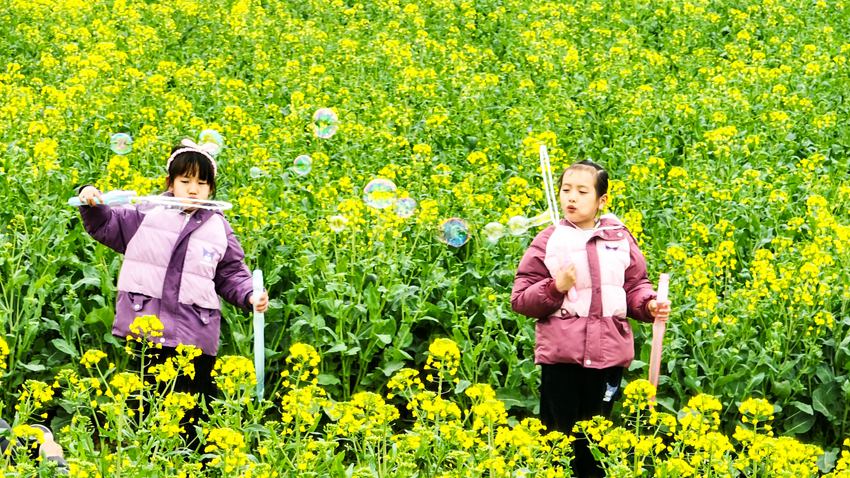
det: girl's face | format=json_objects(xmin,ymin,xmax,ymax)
[
  {"xmin": 559, "ymin": 169, "xmax": 607, "ymax": 229},
  {"xmin": 168, "ymin": 173, "xmax": 211, "ymax": 201}
]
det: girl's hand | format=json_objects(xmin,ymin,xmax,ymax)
[
  {"xmin": 78, "ymin": 186, "xmax": 103, "ymax": 206},
  {"xmin": 250, "ymin": 291, "xmax": 269, "ymax": 313},
  {"xmin": 554, "ymin": 263, "xmax": 577, "ymax": 294},
  {"xmin": 648, "ymin": 299, "xmax": 671, "ymax": 322}
]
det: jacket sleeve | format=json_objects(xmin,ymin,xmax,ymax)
[
  {"xmin": 79, "ymin": 204, "xmax": 143, "ymax": 254},
  {"xmin": 511, "ymin": 226, "xmax": 565, "ymax": 320},
  {"xmin": 624, "ymin": 232, "xmax": 657, "ymax": 323},
  {"xmin": 214, "ymin": 220, "xmax": 254, "ymax": 311}
]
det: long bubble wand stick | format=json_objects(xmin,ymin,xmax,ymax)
[
  {"xmin": 253, "ymin": 269, "xmax": 265, "ymax": 400},
  {"xmin": 540, "ymin": 145, "xmax": 577, "ymax": 302},
  {"xmin": 69, "ymin": 191, "xmax": 232, "ymax": 210},
  {"xmin": 539, "ymin": 145, "xmax": 560, "ymax": 227},
  {"xmin": 67, "ymin": 190, "xmax": 138, "ymax": 206},
  {"xmin": 649, "ymin": 273, "xmax": 670, "ymax": 401}
]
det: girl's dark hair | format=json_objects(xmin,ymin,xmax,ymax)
[
  {"xmin": 559, "ymin": 159, "xmax": 608, "ymax": 197},
  {"xmin": 165, "ymin": 143, "xmax": 216, "ymax": 196}
]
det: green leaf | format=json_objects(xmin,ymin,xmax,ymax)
[
  {"xmin": 317, "ymin": 373, "xmax": 340, "ymax": 386},
  {"xmin": 628, "ymin": 359, "xmax": 646, "ymax": 372},
  {"xmin": 454, "ymin": 379, "xmax": 472, "ymax": 394},
  {"xmin": 813, "ymin": 384, "xmax": 837, "ymax": 420},
  {"xmin": 772, "ymin": 380, "xmax": 792, "ymax": 399},
  {"xmin": 784, "ymin": 401, "xmax": 816, "ymax": 435},
  {"xmin": 326, "ymin": 343, "xmax": 347, "ymax": 354},
  {"xmin": 381, "ymin": 361, "xmax": 405, "ymax": 377},
  {"xmin": 51, "ymin": 338, "xmax": 78, "ymax": 358},
  {"xmin": 18, "ymin": 362, "xmax": 47, "ymax": 372},
  {"xmin": 785, "ymin": 412, "xmax": 815, "ymax": 435},
  {"xmin": 791, "ymin": 401, "xmax": 813, "ymax": 415},
  {"xmin": 84, "ymin": 306, "xmax": 113, "ymax": 326}
]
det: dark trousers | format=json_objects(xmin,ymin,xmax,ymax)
[
  {"xmin": 540, "ymin": 363, "xmax": 624, "ymax": 478},
  {"xmin": 138, "ymin": 346, "xmax": 218, "ymax": 447}
]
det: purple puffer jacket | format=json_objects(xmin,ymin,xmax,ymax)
[
  {"xmin": 511, "ymin": 215, "xmax": 657, "ymax": 368},
  {"xmin": 80, "ymin": 198, "xmax": 253, "ymax": 356}
]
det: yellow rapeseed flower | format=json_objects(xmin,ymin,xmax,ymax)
[
  {"xmin": 80, "ymin": 349, "xmax": 107, "ymax": 369},
  {"xmin": 211, "ymin": 355, "xmax": 256, "ymax": 396}
]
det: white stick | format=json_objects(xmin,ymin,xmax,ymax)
[
  {"xmin": 68, "ymin": 192, "xmax": 232, "ymax": 210},
  {"xmin": 252, "ymin": 269, "xmax": 265, "ymax": 400},
  {"xmin": 539, "ymin": 145, "xmax": 560, "ymax": 227},
  {"xmin": 132, "ymin": 196, "xmax": 233, "ymax": 211}
]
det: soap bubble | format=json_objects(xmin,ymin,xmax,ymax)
[
  {"xmin": 312, "ymin": 108, "xmax": 339, "ymax": 139},
  {"xmin": 482, "ymin": 222, "xmax": 505, "ymax": 244},
  {"xmin": 394, "ymin": 197, "xmax": 417, "ymax": 218},
  {"xmin": 328, "ymin": 215, "xmax": 348, "ymax": 232},
  {"xmin": 363, "ymin": 178, "xmax": 397, "ymax": 209},
  {"xmin": 527, "ymin": 212, "xmax": 552, "ymax": 228},
  {"xmin": 109, "ymin": 133, "xmax": 133, "ymax": 155},
  {"xmin": 507, "ymin": 215, "xmax": 529, "ymax": 236},
  {"xmin": 438, "ymin": 218, "xmax": 470, "ymax": 248},
  {"xmin": 292, "ymin": 154, "xmax": 312, "ymax": 176},
  {"xmin": 6, "ymin": 142, "xmax": 28, "ymax": 159},
  {"xmin": 198, "ymin": 129, "xmax": 224, "ymax": 155}
]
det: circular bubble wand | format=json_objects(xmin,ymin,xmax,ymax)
[{"xmin": 68, "ymin": 190, "xmax": 232, "ymax": 210}]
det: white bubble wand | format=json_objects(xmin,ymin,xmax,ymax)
[
  {"xmin": 539, "ymin": 145, "xmax": 577, "ymax": 302},
  {"xmin": 253, "ymin": 269, "xmax": 265, "ymax": 400},
  {"xmin": 68, "ymin": 190, "xmax": 232, "ymax": 210},
  {"xmin": 539, "ymin": 145, "xmax": 560, "ymax": 227}
]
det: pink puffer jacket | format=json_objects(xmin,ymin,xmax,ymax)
[{"xmin": 511, "ymin": 214, "xmax": 657, "ymax": 368}]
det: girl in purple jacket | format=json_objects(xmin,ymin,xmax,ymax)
[
  {"xmin": 77, "ymin": 139, "xmax": 269, "ymax": 441},
  {"xmin": 511, "ymin": 160, "xmax": 670, "ymax": 478}
]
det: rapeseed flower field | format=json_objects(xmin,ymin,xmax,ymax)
[{"xmin": 1, "ymin": 0, "xmax": 849, "ymax": 475}]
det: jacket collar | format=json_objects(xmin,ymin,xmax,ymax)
[{"xmin": 559, "ymin": 214, "xmax": 627, "ymax": 241}]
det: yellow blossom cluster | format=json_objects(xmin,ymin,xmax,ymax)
[
  {"xmin": 281, "ymin": 343, "xmax": 320, "ymax": 389},
  {"xmin": 211, "ymin": 355, "xmax": 256, "ymax": 396},
  {"xmin": 424, "ymin": 338, "xmax": 461, "ymax": 386}
]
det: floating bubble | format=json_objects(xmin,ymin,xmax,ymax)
[
  {"xmin": 363, "ymin": 178, "xmax": 397, "ymax": 209},
  {"xmin": 6, "ymin": 142, "xmax": 28, "ymax": 159},
  {"xmin": 482, "ymin": 222, "xmax": 505, "ymax": 244},
  {"xmin": 198, "ymin": 129, "xmax": 224, "ymax": 155},
  {"xmin": 507, "ymin": 215, "xmax": 530, "ymax": 236},
  {"xmin": 312, "ymin": 108, "xmax": 339, "ymax": 139},
  {"xmin": 394, "ymin": 197, "xmax": 417, "ymax": 218},
  {"xmin": 109, "ymin": 133, "xmax": 133, "ymax": 155},
  {"xmin": 249, "ymin": 167, "xmax": 265, "ymax": 178},
  {"xmin": 438, "ymin": 218, "xmax": 470, "ymax": 248},
  {"xmin": 328, "ymin": 215, "xmax": 348, "ymax": 232},
  {"xmin": 292, "ymin": 154, "xmax": 312, "ymax": 176},
  {"xmin": 527, "ymin": 212, "xmax": 552, "ymax": 228}
]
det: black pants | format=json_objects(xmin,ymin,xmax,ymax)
[
  {"xmin": 540, "ymin": 363, "xmax": 624, "ymax": 478},
  {"xmin": 137, "ymin": 346, "xmax": 218, "ymax": 448}
]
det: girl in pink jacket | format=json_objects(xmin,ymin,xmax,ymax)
[{"xmin": 511, "ymin": 160, "xmax": 670, "ymax": 478}]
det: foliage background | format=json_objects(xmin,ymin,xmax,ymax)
[{"xmin": 0, "ymin": 0, "xmax": 849, "ymax": 455}]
